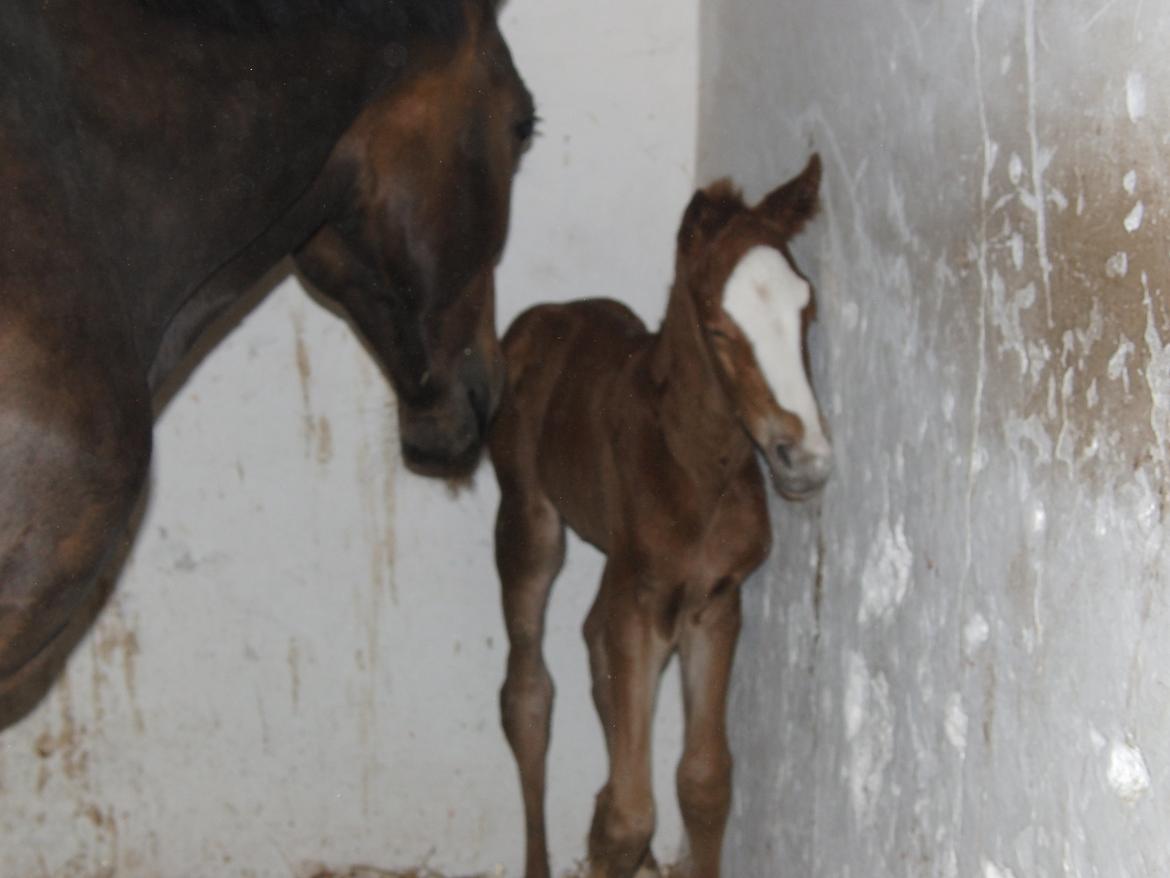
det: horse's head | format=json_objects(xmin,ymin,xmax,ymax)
[
  {"xmin": 679, "ymin": 155, "xmax": 832, "ymax": 499},
  {"xmin": 296, "ymin": 0, "xmax": 533, "ymax": 477}
]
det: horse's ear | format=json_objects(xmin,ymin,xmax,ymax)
[
  {"xmin": 677, "ymin": 180, "xmax": 742, "ymax": 253},
  {"xmin": 757, "ymin": 153, "xmax": 821, "ymax": 236}
]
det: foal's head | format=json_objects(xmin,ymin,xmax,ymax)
[
  {"xmin": 679, "ymin": 155, "xmax": 832, "ymax": 499},
  {"xmin": 296, "ymin": 0, "xmax": 534, "ymax": 477}
]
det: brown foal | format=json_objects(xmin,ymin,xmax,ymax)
[{"xmin": 489, "ymin": 155, "xmax": 831, "ymax": 878}]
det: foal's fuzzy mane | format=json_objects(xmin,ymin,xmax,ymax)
[
  {"xmin": 138, "ymin": 0, "xmax": 467, "ymax": 37},
  {"xmin": 702, "ymin": 178, "xmax": 746, "ymax": 208}
]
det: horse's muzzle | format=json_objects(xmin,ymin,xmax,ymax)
[{"xmin": 398, "ymin": 350, "xmax": 504, "ymax": 478}]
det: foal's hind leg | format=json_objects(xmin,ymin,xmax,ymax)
[
  {"xmin": 674, "ymin": 587, "xmax": 742, "ymax": 878},
  {"xmin": 495, "ymin": 483, "xmax": 566, "ymax": 878},
  {"xmin": 584, "ymin": 563, "xmax": 673, "ymax": 878}
]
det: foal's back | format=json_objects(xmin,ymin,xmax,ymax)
[{"xmin": 491, "ymin": 297, "xmax": 654, "ymax": 553}]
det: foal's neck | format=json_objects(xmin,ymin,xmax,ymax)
[{"xmin": 651, "ymin": 276, "xmax": 755, "ymax": 492}]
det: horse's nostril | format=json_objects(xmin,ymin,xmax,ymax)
[{"xmin": 468, "ymin": 381, "xmax": 491, "ymax": 434}]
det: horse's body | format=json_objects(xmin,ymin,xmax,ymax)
[
  {"xmin": 0, "ymin": 0, "xmax": 533, "ymax": 727},
  {"xmin": 490, "ymin": 157, "xmax": 830, "ymax": 878}
]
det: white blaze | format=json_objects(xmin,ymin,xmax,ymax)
[{"xmin": 722, "ymin": 245, "xmax": 830, "ymax": 458}]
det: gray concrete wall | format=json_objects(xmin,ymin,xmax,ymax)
[{"xmin": 699, "ymin": 1, "xmax": 1170, "ymax": 875}]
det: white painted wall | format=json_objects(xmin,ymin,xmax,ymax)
[
  {"xmin": 700, "ymin": 0, "xmax": 1170, "ymax": 875},
  {"xmin": 0, "ymin": 2, "xmax": 698, "ymax": 875}
]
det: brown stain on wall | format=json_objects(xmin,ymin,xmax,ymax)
[
  {"xmin": 380, "ymin": 407, "xmax": 398, "ymax": 608},
  {"xmin": 316, "ymin": 414, "xmax": 334, "ymax": 465},
  {"xmin": 293, "ymin": 310, "xmax": 313, "ymax": 405},
  {"xmin": 292, "ymin": 310, "xmax": 338, "ymax": 464},
  {"xmin": 292, "ymin": 308, "xmax": 320, "ymax": 455},
  {"xmin": 93, "ymin": 600, "xmax": 145, "ymax": 734},
  {"xmin": 80, "ymin": 803, "xmax": 119, "ymax": 876},
  {"xmin": 350, "ymin": 396, "xmax": 400, "ymax": 814},
  {"xmin": 288, "ymin": 638, "xmax": 302, "ymax": 711},
  {"xmin": 34, "ymin": 671, "xmax": 86, "ymax": 793}
]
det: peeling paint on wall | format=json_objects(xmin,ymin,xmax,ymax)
[{"xmin": 858, "ymin": 516, "xmax": 912, "ymax": 625}]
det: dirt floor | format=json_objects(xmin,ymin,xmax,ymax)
[
  {"xmin": 309, "ymin": 864, "xmax": 676, "ymax": 878},
  {"xmin": 309, "ymin": 869, "xmax": 490, "ymax": 878}
]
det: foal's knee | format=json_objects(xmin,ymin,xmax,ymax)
[
  {"xmin": 677, "ymin": 745, "xmax": 733, "ymax": 828},
  {"xmin": 500, "ymin": 650, "xmax": 554, "ymax": 744}
]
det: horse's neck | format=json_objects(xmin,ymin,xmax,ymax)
[
  {"xmin": 57, "ymin": 1, "xmax": 385, "ymax": 369},
  {"xmin": 651, "ymin": 279, "xmax": 755, "ymax": 493}
]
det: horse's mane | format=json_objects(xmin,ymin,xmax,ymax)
[{"xmin": 138, "ymin": 0, "xmax": 467, "ymax": 37}]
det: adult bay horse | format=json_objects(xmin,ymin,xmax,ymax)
[
  {"xmin": 490, "ymin": 157, "xmax": 830, "ymax": 878},
  {"xmin": 0, "ymin": 0, "xmax": 534, "ymax": 728}
]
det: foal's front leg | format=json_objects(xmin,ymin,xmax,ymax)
[
  {"xmin": 496, "ymin": 487, "xmax": 566, "ymax": 878},
  {"xmin": 675, "ymin": 586, "xmax": 742, "ymax": 878},
  {"xmin": 584, "ymin": 562, "xmax": 674, "ymax": 878}
]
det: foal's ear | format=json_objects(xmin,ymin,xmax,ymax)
[
  {"xmin": 677, "ymin": 180, "xmax": 742, "ymax": 251},
  {"xmin": 756, "ymin": 153, "xmax": 822, "ymax": 236}
]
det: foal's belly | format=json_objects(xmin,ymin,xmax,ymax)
[{"xmin": 537, "ymin": 417, "xmax": 615, "ymax": 553}]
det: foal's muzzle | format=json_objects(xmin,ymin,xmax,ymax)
[{"xmin": 765, "ymin": 443, "xmax": 833, "ymax": 500}]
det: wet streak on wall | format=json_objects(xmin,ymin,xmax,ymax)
[
  {"xmin": 0, "ymin": 1, "xmax": 698, "ymax": 875},
  {"xmin": 700, "ymin": 0, "xmax": 1170, "ymax": 875}
]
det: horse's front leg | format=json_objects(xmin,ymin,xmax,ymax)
[
  {"xmin": 584, "ymin": 562, "xmax": 673, "ymax": 878},
  {"xmin": 0, "ymin": 323, "xmax": 151, "ymax": 729},
  {"xmin": 674, "ymin": 582, "xmax": 742, "ymax": 878}
]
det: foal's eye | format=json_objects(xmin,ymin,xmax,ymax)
[{"xmin": 707, "ymin": 326, "xmax": 730, "ymax": 341}]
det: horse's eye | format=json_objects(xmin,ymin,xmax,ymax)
[{"xmin": 514, "ymin": 114, "xmax": 539, "ymax": 143}]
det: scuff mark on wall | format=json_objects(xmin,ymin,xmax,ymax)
[
  {"xmin": 1106, "ymin": 740, "xmax": 1151, "ymax": 804},
  {"xmin": 843, "ymin": 652, "xmax": 893, "ymax": 828},
  {"xmin": 858, "ymin": 516, "xmax": 912, "ymax": 625},
  {"xmin": 1142, "ymin": 275, "xmax": 1170, "ymax": 472},
  {"xmin": 1125, "ymin": 71, "xmax": 1146, "ymax": 121},
  {"xmin": 1022, "ymin": 0, "xmax": 1053, "ymax": 326},
  {"xmin": 944, "ymin": 693, "xmax": 968, "ymax": 757}
]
